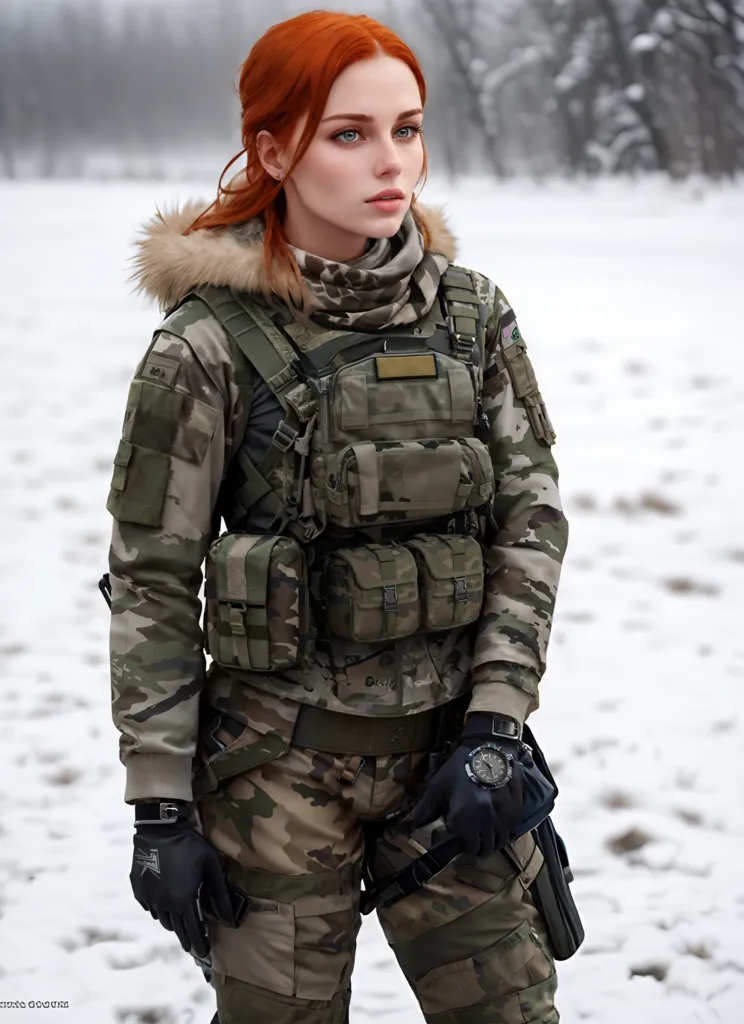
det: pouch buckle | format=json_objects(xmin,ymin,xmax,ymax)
[
  {"xmin": 272, "ymin": 420, "xmax": 299, "ymax": 453},
  {"xmin": 454, "ymin": 577, "xmax": 468, "ymax": 602},
  {"xmin": 383, "ymin": 584, "xmax": 399, "ymax": 611}
]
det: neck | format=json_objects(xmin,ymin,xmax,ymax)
[{"xmin": 280, "ymin": 188, "xmax": 371, "ymax": 262}]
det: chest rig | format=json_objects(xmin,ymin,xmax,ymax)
[{"xmin": 183, "ymin": 266, "xmax": 495, "ymax": 673}]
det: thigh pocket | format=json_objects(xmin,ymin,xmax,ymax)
[
  {"xmin": 209, "ymin": 881, "xmax": 359, "ymax": 1003},
  {"xmin": 415, "ymin": 918, "xmax": 555, "ymax": 1018},
  {"xmin": 209, "ymin": 895, "xmax": 296, "ymax": 997},
  {"xmin": 293, "ymin": 887, "xmax": 360, "ymax": 1001}
]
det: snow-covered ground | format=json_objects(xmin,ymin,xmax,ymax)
[{"xmin": 0, "ymin": 176, "xmax": 742, "ymax": 1023}]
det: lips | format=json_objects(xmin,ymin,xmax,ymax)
[{"xmin": 366, "ymin": 189, "xmax": 405, "ymax": 202}]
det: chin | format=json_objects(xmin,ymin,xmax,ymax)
[{"xmin": 365, "ymin": 215, "xmax": 408, "ymax": 238}]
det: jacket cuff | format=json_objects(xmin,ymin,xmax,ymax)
[
  {"xmin": 123, "ymin": 753, "xmax": 195, "ymax": 805},
  {"xmin": 467, "ymin": 664, "xmax": 539, "ymax": 726}
]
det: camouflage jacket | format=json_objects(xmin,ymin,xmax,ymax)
[{"xmin": 107, "ymin": 200, "xmax": 569, "ymax": 803}]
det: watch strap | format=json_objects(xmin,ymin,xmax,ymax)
[
  {"xmin": 134, "ymin": 800, "xmax": 193, "ymax": 826},
  {"xmin": 463, "ymin": 712, "xmax": 522, "ymax": 742}
]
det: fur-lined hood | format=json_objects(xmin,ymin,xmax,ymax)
[{"xmin": 129, "ymin": 197, "xmax": 458, "ymax": 312}]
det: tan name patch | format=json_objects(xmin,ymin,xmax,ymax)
[{"xmin": 375, "ymin": 354, "xmax": 437, "ymax": 380}]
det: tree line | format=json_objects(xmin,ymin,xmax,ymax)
[{"xmin": 0, "ymin": 0, "xmax": 741, "ymax": 179}]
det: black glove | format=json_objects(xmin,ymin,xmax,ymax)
[
  {"xmin": 409, "ymin": 714, "xmax": 526, "ymax": 857},
  {"xmin": 130, "ymin": 802, "xmax": 233, "ymax": 959}
]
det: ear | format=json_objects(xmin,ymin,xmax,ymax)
[{"xmin": 255, "ymin": 129, "xmax": 286, "ymax": 181}]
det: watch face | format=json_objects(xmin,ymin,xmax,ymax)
[{"xmin": 469, "ymin": 745, "xmax": 510, "ymax": 788}]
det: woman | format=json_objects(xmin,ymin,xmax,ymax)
[{"xmin": 109, "ymin": 10, "xmax": 569, "ymax": 1024}]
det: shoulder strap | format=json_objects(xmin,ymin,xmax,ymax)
[
  {"xmin": 439, "ymin": 264, "xmax": 486, "ymax": 365},
  {"xmin": 190, "ymin": 285, "xmax": 318, "ymax": 536}
]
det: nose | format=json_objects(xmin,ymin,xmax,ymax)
[{"xmin": 373, "ymin": 136, "xmax": 404, "ymax": 180}]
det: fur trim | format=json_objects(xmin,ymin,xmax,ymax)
[{"xmin": 129, "ymin": 197, "xmax": 458, "ymax": 312}]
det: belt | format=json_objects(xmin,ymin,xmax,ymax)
[
  {"xmin": 192, "ymin": 697, "xmax": 468, "ymax": 799},
  {"xmin": 292, "ymin": 703, "xmax": 443, "ymax": 756}
]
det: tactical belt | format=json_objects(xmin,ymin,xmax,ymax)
[
  {"xmin": 191, "ymin": 702, "xmax": 445, "ymax": 799},
  {"xmin": 292, "ymin": 703, "xmax": 442, "ymax": 756}
]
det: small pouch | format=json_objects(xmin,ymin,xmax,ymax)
[
  {"xmin": 205, "ymin": 533, "xmax": 309, "ymax": 671},
  {"xmin": 323, "ymin": 437, "xmax": 495, "ymax": 529},
  {"xmin": 458, "ymin": 438, "xmax": 496, "ymax": 509},
  {"xmin": 325, "ymin": 543, "xmax": 419, "ymax": 642},
  {"xmin": 406, "ymin": 535, "xmax": 484, "ymax": 631}
]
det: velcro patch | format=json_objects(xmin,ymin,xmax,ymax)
[
  {"xmin": 375, "ymin": 354, "xmax": 437, "ymax": 380},
  {"xmin": 140, "ymin": 352, "xmax": 180, "ymax": 389},
  {"xmin": 501, "ymin": 322, "xmax": 522, "ymax": 349}
]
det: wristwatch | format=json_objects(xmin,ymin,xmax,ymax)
[
  {"xmin": 133, "ymin": 800, "xmax": 193, "ymax": 826},
  {"xmin": 465, "ymin": 743, "xmax": 513, "ymax": 789}
]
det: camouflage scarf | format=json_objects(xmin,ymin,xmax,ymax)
[{"xmin": 288, "ymin": 207, "xmax": 450, "ymax": 331}]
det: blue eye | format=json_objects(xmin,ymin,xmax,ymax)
[
  {"xmin": 335, "ymin": 129, "xmax": 360, "ymax": 144},
  {"xmin": 332, "ymin": 124, "xmax": 423, "ymax": 145}
]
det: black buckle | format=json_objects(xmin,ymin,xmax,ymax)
[
  {"xmin": 383, "ymin": 584, "xmax": 398, "ymax": 611},
  {"xmin": 454, "ymin": 577, "xmax": 468, "ymax": 602}
]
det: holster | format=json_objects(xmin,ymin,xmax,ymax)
[
  {"xmin": 530, "ymin": 816, "xmax": 584, "ymax": 961},
  {"xmin": 520, "ymin": 724, "xmax": 585, "ymax": 961}
]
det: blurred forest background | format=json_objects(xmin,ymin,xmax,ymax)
[{"xmin": 1, "ymin": 0, "xmax": 742, "ymax": 180}]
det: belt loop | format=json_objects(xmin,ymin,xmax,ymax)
[{"xmin": 338, "ymin": 755, "xmax": 365, "ymax": 786}]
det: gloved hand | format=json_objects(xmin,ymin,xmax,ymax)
[
  {"xmin": 408, "ymin": 714, "xmax": 526, "ymax": 857},
  {"xmin": 130, "ymin": 802, "xmax": 233, "ymax": 959}
]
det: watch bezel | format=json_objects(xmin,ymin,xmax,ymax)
[{"xmin": 465, "ymin": 743, "xmax": 513, "ymax": 789}]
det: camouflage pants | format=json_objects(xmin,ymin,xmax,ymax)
[{"xmin": 195, "ymin": 706, "xmax": 559, "ymax": 1024}]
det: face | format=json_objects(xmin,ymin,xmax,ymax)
[{"xmin": 256, "ymin": 54, "xmax": 425, "ymax": 262}]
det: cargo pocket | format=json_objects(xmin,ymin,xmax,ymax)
[
  {"xmin": 406, "ymin": 534, "xmax": 484, "ymax": 631},
  {"xmin": 205, "ymin": 533, "xmax": 309, "ymax": 671},
  {"xmin": 414, "ymin": 918, "xmax": 556, "ymax": 1019},
  {"xmin": 293, "ymin": 883, "xmax": 359, "ymax": 1001},
  {"xmin": 105, "ymin": 438, "xmax": 170, "ymax": 527},
  {"xmin": 325, "ymin": 543, "xmax": 419, "ymax": 642},
  {"xmin": 209, "ymin": 893, "xmax": 296, "ymax": 997}
]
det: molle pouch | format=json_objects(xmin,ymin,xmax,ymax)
[
  {"xmin": 406, "ymin": 535, "xmax": 485, "ymax": 631},
  {"xmin": 325, "ymin": 543, "xmax": 419, "ymax": 642},
  {"xmin": 205, "ymin": 533, "xmax": 309, "ymax": 671},
  {"xmin": 324, "ymin": 437, "xmax": 495, "ymax": 529},
  {"xmin": 501, "ymin": 333, "xmax": 557, "ymax": 447}
]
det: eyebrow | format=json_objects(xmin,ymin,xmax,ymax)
[{"xmin": 321, "ymin": 108, "xmax": 423, "ymax": 123}]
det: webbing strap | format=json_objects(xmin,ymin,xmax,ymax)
[
  {"xmin": 440, "ymin": 265, "xmax": 481, "ymax": 363},
  {"xmin": 191, "ymin": 732, "xmax": 289, "ymax": 799},
  {"xmin": 191, "ymin": 285, "xmax": 308, "ymax": 527}
]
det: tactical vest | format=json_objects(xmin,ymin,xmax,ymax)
[{"xmin": 174, "ymin": 265, "xmax": 494, "ymax": 674}]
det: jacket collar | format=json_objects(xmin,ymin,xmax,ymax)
[{"xmin": 129, "ymin": 197, "xmax": 458, "ymax": 312}]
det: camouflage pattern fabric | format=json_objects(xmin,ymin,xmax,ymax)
[
  {"xmin": 194, "ymin": 685, "xmax": 558, "ymax": 1023},
  {"xmin": 205, "ymin": 533, "xmax": 309, "ymax": 671},
  {"xmin": 107, "ymin": 203, "xmax": 568, "ymax": 805},
  {"xmin": 289, "ymin": 207, "xmax": 450, "ymax": 331},
  {"xmin": 407, "ymin": 535, "xmax": 484, "ymax": 631},
  {"xmin": 325, "ymin": 543, "xmax": 419, "ymax": 642}
]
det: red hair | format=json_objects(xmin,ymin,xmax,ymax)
[{"xmin": 184, "ymin": 10, "xmax": 430, "ymax": 313}]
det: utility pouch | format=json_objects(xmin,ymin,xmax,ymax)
[
  {"xmin": 322, "ymin": 437, "xmax": 495, "ymax": 529},
  {"xmin": 406, "ymin": 535, "xmax": 484, "ymax": 631},
  {"xmin": 325, "ymin": 543, "xmax": 419, "ymax": 642},
  {"xmin": 205, "ymin": 532, "xmax": 309, "ymax": 671}
]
